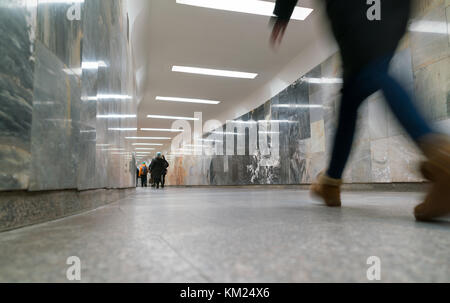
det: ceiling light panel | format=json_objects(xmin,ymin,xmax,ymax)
[
  {"xmin": 176, "ymin": 0, "xmax": 313, "ymax": 21},
  {"xmin": 156, "ymin": 96, "xmax": 220, "ymax": 105},
  {"xmin": 172, "ymin": 66, "xmax": 257, "ymax": 79}
]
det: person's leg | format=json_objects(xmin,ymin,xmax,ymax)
[
  {"xmin": 161, "ymin": 174, "xmax": 166, "ymax": 188},
  {"xmin": 378, "ymin": 72, "xmax": 450, "ymax": 221},
  {"xmin": 312, "ymin": 58, "xmax": 391, "ymax": 206},
  {"xmin": 379, "ymin": 74, "xmax": 434, "ymax": 142}
]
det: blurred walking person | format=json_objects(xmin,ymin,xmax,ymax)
[
  {"xmin": 161, "ymin": 155, "xmax": 169, "ymax": 188},
  {"xmin": 136, "ymin": 166, "xmax": 140, "ymax": 187},
  {"xmin": 150, "ymin": 152, "xmax": 168, "ymax": 189},
  {"xmin": 271, "ymin": 0, "xmax": 450, "ymax": 221},
  {"xmin": 139, "ymin": 162, "xmax": 148, "ymax": 187}
]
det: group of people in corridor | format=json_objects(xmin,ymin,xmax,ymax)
[{"xmin": 137, "ymin": 152, "xmax": 169, "ymax": 189}]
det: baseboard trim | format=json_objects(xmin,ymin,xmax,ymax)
[{"xmin": 0, "ymin": 188, "xmax": 135, "ymax": 233}]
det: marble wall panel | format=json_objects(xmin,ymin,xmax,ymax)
[
  {"xmin": 414, "ymin": 56, "xmax": 449, "ymax": 122},
  {"xmin": 388, "ymin": 135, "xmax": 425, "ymax": 182},
  {"xmin": 370, "ymin": 138, "xmax": 392, "ymax": 183},
  {"xmin": 29, "ymin": 40, "xmax": 81, "ymax": 191},
  {"xmin": 0, "ymin": 1, "xmax": 35, "ymax": 190},
  {"xmin": 1, "ymin": 0, "xmax": 137, "ymax": 192}
]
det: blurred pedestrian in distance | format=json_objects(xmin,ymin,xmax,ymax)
[
  {"xmin": 161, "ymin": 155, "xmax": 169, "ymax": 188},
  {"xmin": 271, "ymin": 0, "xmax": 450, "ymax": 221},
  {"xmin": 150, "ymin": 152, "xmax": 169, "ymax": 189},
  {"xmin": 139, "ymin": 162, "xmax": 148, "ymax": 188}
]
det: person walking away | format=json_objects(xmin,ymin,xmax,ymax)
[
  {"xmin": 149, "ymin": 152, "xmax": 166, "ymax": 189},
  {"xmin": 271, "ymin": 0, "xmax": 450, "ymax": 221},
  {"xmin": 139, "ymin": 162, "xmax": 148, "ymax": 187},
  {"xmin": 136, "ymin": 166, "xmax": 140, "ymax": 187},
  {"xmin": 161, "ymin": 155, "xmax": 169, "ymax": 188}
]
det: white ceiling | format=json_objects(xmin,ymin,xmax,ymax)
[{"xmin": 132, "ymin": 0, "xmax": 328, "ymax": 153}]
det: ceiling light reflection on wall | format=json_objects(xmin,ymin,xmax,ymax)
[
  {"xmin": 257, "ymin": 120, "xmax": 296, "ymax": 123},
  {"xmin": 213, "ymin": 131, "xmax": 245, "ymax": 136},
  {"xmin": 172, "ymin": 66, "xmax": 258, "ymax": 79},
  {"xmin": 302, "ymin": 77, "xmax": 343, "ymax": 84},
  {"xmin": 156, "ymin": 96, "xmax": 221, "ymax": 105},
  {"xmin": 108, "ymin": 128, "xmax": 137, "ymax": 131},
  {"xmin": 147, "ymin": 115, "xmax": 199, "ymax": 121},
  {"xmin": 176, "ymin": 0, "xmax": 313, "ymax": 21},
  {"xmin": 273, "ymin": 104, "xmax": 323, "ymax": 108},
  {"xmin": 199, "ymin": 138, "xmax": 223, "ymax": 143},
  {"xmin": 83, "ymin": 95, "xmax": 132, "ymax": 101},
  {"xmin": 82, "ymin": 61, "xmax": 107, "ymax": 70},
  {"xmin": 97, "ymin": 114, "xmax": 136, "ymax": 119},
  {"xmin": 140, "ymin": 128, "xmax": 184, "ymax": 132},
  {"xmin": 409, "ymin": 20, "xmax": 448, "ymax": 34},
  {"xmin": 125, "ymin": 137, "xmax": 171, "ymax": 140}
]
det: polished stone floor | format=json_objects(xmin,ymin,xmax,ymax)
[{"xmin": 0, "ymin": 187, "xmax": 449, "ymax": 283}]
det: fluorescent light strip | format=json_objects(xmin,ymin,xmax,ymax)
[
  {"xmin": 27, "ymin": 0, "xmax": 84, "ymax": 6},
  {"xmin": 126, "ymin": 137, "xmax": 171, "ymax": 140},
  {"xmin": 172, "ymin": 66, "xmax": 257, "ymax": 79},
  {"xmin": 140, "ymin": 128, "xmax": 184, "ymax": 132},
  {"xmin": 108, "ymin": 128, "xmax": 137, "ymax": 131},
  {"xmin": 273, "ymin": 104, "xmax": 323, "ymax": 108},
  {"xmin": 176, "ymin": 0, "xmax": 313, "ymax": 21},
  {"xmin": 156, "ymin": 96, "xmax": 220, "ymax": 105},
  {"xmin": 132, "ymin": 143, "xmax": 164, "ymax": 146},
  {"xmin": 147, "ymin": 115, "xmax": 199, "ymax": 121},
  {"xmin": 135, "ymin": 148, "xmax": 156, "ymax": 150}
]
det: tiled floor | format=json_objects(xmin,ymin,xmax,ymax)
[{"xmin": 0, "ymin": 187, "xmax": 448, "ymax": 282}]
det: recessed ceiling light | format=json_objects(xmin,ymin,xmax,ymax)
[
  {"xmin": 125, "ymin": 137, "xmax": 171, "ymax": 140},
  {"xmin": 135, "ymin": 148, "xmax": 156, "ymax": 150},
  {"xmin": 273, "ymin": 104, "xmax": 323, "ymax": 108},
  {"xmin": 172, "ymin": 66, "xmax": 257, "ymax": 79},
  {"xmin": 156, "ymin": 96, "xmax": 221, "ymax": 105},
  {"xmin": 147, "ymin": 114, "xmax": 199, "ymax": 121},
  {"xmin": 140, "ymin": 128, "xmax": 185, "ymax": 132},
  {"xmin": 108, "ymin": 128, "xmax": 138, "ymax": 131},
  {"xmin": 132, "ymin": 143, "xmax": 164, "ymax": 146},
  {"xmin": 176, "ymin": 0, "xmax": 313, "ymax": 21}
]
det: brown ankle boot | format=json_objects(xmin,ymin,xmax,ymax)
[
  {"xmin": 415, "ymin": 135, "xmax": 450, "ymax": 221},
  {"xmin": 310, "ymin": 173, "xmax": 342, "ymax": 207}
]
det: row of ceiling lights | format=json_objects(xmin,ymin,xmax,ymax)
[
  {"xmin": 104, "ymin": 1, "xmax": 314, "ymax": 159},
  {"xmin": 135, "ymin": 1, "xmax": 314, "ymax": 153}
]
